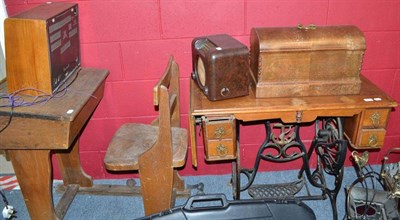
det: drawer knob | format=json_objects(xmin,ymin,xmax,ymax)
[
  {"xmin": 216, "ymin": 144, "xmax": 228, "ymax": 157},
  {"xmin": 368, "ymin": 134, "xmax": 378, "ymax": 147},
  {"xmin": 213, "ymin": 127, "xmax": 226, "ymax": 139},
  {"xmin": 370, "ymin": 112, "xmax": 381, "ymax": 128}
]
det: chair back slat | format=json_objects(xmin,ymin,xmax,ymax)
[
  {"xmin": 169, "ymin": 94, "xmax": 177, "ymax": 121},
  {"xmin": 153, "ymin": 56, "xmax": 180, "ymax": 128}
]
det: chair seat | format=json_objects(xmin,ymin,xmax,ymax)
[{"xmin": 104, "ymin": 123, "xmax": 187, "ymax": 171}]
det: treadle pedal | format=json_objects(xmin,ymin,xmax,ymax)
[{"xmin": 248, "ymin": 179, "xmax": 304, "ymax": 199}]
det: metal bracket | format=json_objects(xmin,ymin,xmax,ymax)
[{"xmin": 296, "ymin": 111, "xmax": 303, "ymax": 123}]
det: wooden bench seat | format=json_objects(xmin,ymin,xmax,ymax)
[{"xmin": 104, "ymin": 124, "xmax": 187, "ymax": 171}]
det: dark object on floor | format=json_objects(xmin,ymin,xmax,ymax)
[
  {"xmin": 137, "ymin": 194, "xmax": 316, "ymax": 220},
  {"xmin": 346, "ymin": 150, "xmax": 400, "ymax": 220},
  {"xmin": 346, "ymin": 186, "xmax": 399, "ymax": 220}
]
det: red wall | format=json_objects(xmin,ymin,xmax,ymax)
[{"xmin": 5, "ymin": 0, "xmax": 400, "ymax": 179}]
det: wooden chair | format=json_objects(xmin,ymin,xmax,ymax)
[{"xmin": 103, "ymin": 56, "xmax": 187, "ymax": 215}]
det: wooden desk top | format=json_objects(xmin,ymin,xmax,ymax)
[
  {"xmin": 190, "ymin": 76, "xmax": 397, "ymax": 123},
  {"xmin": 0, "ymin": 68, "xmax": 109, "ymax": 121},
  {"xmin": 0, "ymin": 68, "xmax": 109, "ymax": 150}
]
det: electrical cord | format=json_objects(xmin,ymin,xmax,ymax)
[
  {"xmin": 0, "ymin": 188, "xmax": 15, "ymax": 219},
  {"xmin": 0, "ymin": 93, "xmax": 19, "ymax": 137},
  {"xmin": 0, "ymin": 189, "xmax": 8, "ymax": 207},
  {"xmin": 0, "ymin": 68, "xmax": 81, "ymax": 134},
  {"xmin": 356, "ymin": 164, "xmax": 379, "ymax": 219},
  {"xmin": 0, "ymin": 97, "xmax": 13, "ymax": 133}
]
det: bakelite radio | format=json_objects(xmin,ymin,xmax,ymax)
[{"xmin": 191, "ymin": 34, "xmax": 250, "ymax": 101}]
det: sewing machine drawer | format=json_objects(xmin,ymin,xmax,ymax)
[
  {"xmin": 358, "ymin": 129, "xmax": 386, "ymax": 148},
  {"xmin": 361, "ymin": 109, "xmax": 390, "ymax": 129},
  {"xmin": 201, "ymin": 116, "xmax": 236, "ymax": 161},
  {"xmin": 205, "ymin": 140, "xmax": 236, "ymax": 161},
  {"xmin": 345, "ymin": 108, "xmax": 391, "ymax": 149}
]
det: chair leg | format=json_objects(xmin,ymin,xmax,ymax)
[
  {"xmin": 170, "ymin": 170, "xmax": 185, "ymax": 207},
  {"xmin": 173, "ymin": 170, "xmax": 185, "ymax": 191},
  {"xmin": 139, "ymin": 157, "xmax": 174, "ymax": 215}
]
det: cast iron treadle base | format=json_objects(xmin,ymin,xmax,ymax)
[{"xmin": 248, "ymin": 179, "xmax": 304, "ymax": 199}]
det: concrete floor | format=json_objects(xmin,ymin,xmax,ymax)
[{"xmin": 0, "ymin": 155, "xmax": 14, "ymax": 174}]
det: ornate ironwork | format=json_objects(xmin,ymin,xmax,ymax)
[
  {"xmin": 248, "ymin": 179, "xmax": 304, "ymax": 199},
  {"xmin": 232, "ymin": 117, "xmax": 347, "ymax": 220},
  {"xmin": 238, "ymin": 121, "xmax": 307, "ymax": 192},
  {"xmin": 301, "ymin": 118, "xmax": 347, "ymax": 220}
]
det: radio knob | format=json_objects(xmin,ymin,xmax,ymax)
[{"xmin": 220, "ymin": 87, "xmax": 230, "ymax": 97}]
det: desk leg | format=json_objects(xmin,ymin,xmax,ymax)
[
  {"xmin": 8, "ymin": 149, "xmax": 59, "ymax": 220},
  {"xmin": 56, "ymin": 139, "xmax": 93, "ymax": 187}
]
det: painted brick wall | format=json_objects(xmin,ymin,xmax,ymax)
[{"xmin": 5, "ymin": 0, "xmax": 400, "ymax": 179}]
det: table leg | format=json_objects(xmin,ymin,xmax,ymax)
[
  {"xmin": 7, "ymin": 149, "xmax": 59, "ymax": 220},
  {"xmin": 189, "ymin": 115, "xmax": 198, "ymax": 167},
  {"xmin": 302, "ymin": 117, "xmax": 347, "ymax": 220},
  {"xmin": 236, "ymin": 119, "xmax": 346, "ymax": 220},
  {"xmin": 56, "ymin": 139, "xmax": 92, "ymax": 187},
  {"xmin": 231, "ymin": 158, "xmax": 241, "ymax": 200},
  {"xmin": 231, "ymin": 121, "xmax": 241, "ymax": 200}
]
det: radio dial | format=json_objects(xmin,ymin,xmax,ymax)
[{"xmin": 196, "ymin": 57, "xmax": 206, "ymax": 86}]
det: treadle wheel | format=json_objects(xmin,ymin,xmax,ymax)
[{"xmin": 248, "ymin": 179, "xmax": 304, "ymax": 199}]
